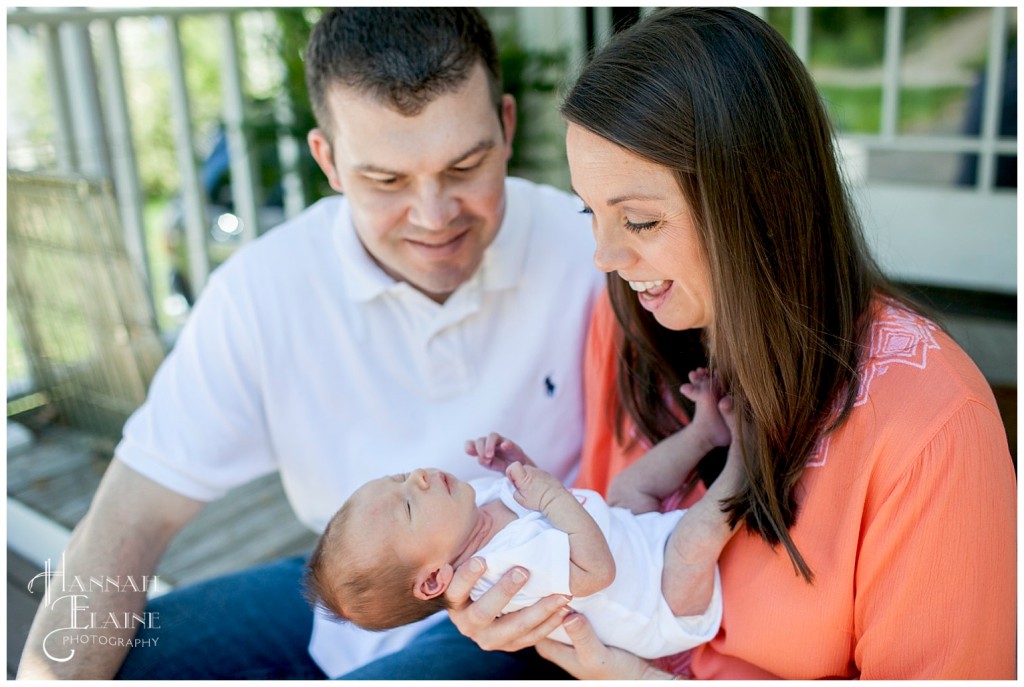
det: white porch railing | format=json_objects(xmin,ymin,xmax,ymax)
[{"xmin": 7, "ymin": 7, "xmax": 308, "ymax": 303}]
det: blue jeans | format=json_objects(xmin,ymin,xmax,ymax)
[{"xmin": 116, "ymin": 555, "xmax": 569, "ymax": 680}]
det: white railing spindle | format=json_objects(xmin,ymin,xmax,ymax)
[
  {"xmin": 881, "ymin": 7, "xmax": 905, "ymax": 139},
  {"xmin": 96, "ymin": 18, "xmax": 151, "ymax": 293},
  {"xmin": 219, "ymin": 12, "xmax": 261, "ymax": 241},
  {"xmin": 978, "ymin": 7, "xmax": 1009, "ymax": 194},
  {"xmin": 166, "ymin": 15, "xmax": 211, "ymax": 295}
]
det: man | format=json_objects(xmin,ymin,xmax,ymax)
[{"xmin": 18, "ymin": 8, "xmax": 599, "ymax": 679}]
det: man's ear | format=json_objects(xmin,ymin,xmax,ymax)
[
  {"xmin": 413, "ymin": 564, "xmax": 454, "ymax": 601},
  {"xmin": 308, "ymin": 128, "xmax": 344, "ymax": 193},
  {"xmin": 500, "ymin": 94, "xmax": 517, "ymax": 163}
]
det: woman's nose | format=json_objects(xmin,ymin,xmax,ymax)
[{"xmin": 592, "ymin": 229, "xmax": 635, "ymax": 273}]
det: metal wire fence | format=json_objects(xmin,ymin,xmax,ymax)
[{"xmin": 7, "ymin": 172, "xmax": 166, "ymax": 438}]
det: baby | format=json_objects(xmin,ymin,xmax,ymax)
[{"xmin": 305, "ymin": 369, "xmax": 740, "ymax": 659}]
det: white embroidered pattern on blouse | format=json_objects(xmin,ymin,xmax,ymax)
[{"xmin": 806, "ymin": 304, "xmax": 941, "ymax": 467}]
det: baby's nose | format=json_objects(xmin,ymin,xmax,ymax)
[{"xmin": 410, "ymin": 469, "xmax": 430, "ymax": 489}]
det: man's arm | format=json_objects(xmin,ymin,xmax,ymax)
[
  {"xmin": 17, "ymin": 458, "xmax": 204, "ymax": 680},
  {"xmin": 506, "ymin": 462, "xmax": 614, "ymax": 598}
]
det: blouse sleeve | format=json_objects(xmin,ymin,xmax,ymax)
[
  {"xmin": 854, "ymin": 398, "xmax": 1016, "ymax": 679},
  {"xmin": 576, "ymin": 290, "xmax": 647, "ymax": 494}
]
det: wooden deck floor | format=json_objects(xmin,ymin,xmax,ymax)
[{"xmin": 6, "ymin": 422, "xmax": 318, "ymax": 677}]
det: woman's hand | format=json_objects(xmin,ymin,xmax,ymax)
[
  {"xmin": 444, "ymin": 557, "xmax": 572, "ymax": 652},
  {"xmin": 535, "ymin": 613, "xmax": 674, "ymax": 680}
]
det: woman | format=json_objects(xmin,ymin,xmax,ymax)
[{"xmin": 447, "ymin": 7, "xmax": 1016, "ymax": 679}]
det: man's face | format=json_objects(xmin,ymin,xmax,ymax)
[{"xmin": 309, "ymin": 64, "xmax": 516, "ymax": 304}]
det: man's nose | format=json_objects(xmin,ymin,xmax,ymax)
[{"xmin": 408, "ymin": 180, "xmax": 458, "ymax": 230}]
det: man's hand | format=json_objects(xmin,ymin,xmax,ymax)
[
  {"xmin": 444, "ymin": 557, "xmax": 572, "ymax": 652},
  {"xmin": 465, "ymin": 432, "xmax": 536, "ymax": 473},
  {"xmin": 535, "ymin": 613, "xmax": 673, "ymax": 680},
  {"xmin": 506, "ymin": 461, "xmax": 568, "ymax": 513}
]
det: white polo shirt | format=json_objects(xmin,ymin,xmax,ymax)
[{"xmin": 116, "ymin": 176, "xmax": 602, "ymax": 676}]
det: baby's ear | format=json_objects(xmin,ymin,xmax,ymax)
[{"xmin": 413, "ymin": 564, "xmax": 454, "ymax": 601}]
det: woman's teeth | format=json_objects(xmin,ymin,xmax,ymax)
[{"xmin": 628, "ymin": 280, "xmax": 664, "ymax": 293}]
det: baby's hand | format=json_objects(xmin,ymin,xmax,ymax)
[
  {"xmin": 466, "ymin": 432, "xmax": 536, "ymax": 473},
  {"xmin": 506, "ymin": 462, "xmax": 567, "ymax": 513}
]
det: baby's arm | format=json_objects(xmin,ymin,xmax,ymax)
[
  {"xmin": 661, "ymin": 397, "xmax": 743, "ymax": 617},
  {"xmin": 506, "ymin": 462, "xmax": 615, "ymax": 599},
  {"xmin": 608, "ymin": 368, "xmax": 731, "ymax": 513}
]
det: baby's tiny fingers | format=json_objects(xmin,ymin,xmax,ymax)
[{"xmin": 486, "ymin": 432, "xmax": 505, "ymax": 458}]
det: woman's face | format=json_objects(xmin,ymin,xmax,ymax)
[{"xmin": 566, "ymin": 123, "xmax": 713, "ymax": 331}]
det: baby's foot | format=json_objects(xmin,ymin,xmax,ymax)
[{"xmin": 680, "ymin": 368, "xmax": 732, "ymax": 450}]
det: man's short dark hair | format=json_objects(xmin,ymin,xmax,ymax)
[{"xmin": 305, "ymin": 7, "xmax": 503, "ymax": 132}]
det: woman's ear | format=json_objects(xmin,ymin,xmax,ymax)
[{"xmin": 413, "ymin": 564, "xmax": 455, "ymax": 601}]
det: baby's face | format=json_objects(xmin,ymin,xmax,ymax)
[{"xmin": 348, "ymin": 468, "xmax": 480, "ymax": 569}]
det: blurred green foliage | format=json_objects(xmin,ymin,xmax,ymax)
[
  {"xmin": 820, "ymin": 85, "xmax": 968, "ymax": 134},
  {"xmin": 766, "ymin": 7, "xmax": 973, "ymax": 68},
  {"xmin": 494, "ymin": 28, "xmax": 569, "ymax": 177}
]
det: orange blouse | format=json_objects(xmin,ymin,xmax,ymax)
[{"xmin": 575, "ymin": 290, "xmax": 1016, "ymax": 679}]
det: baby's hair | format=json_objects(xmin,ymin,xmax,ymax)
[{"xmin": 303, "ymin": 497, "xmax": 452, "ymax": 631}]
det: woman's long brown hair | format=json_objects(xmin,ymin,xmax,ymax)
[{"xmin": 563, "ymin": 7, "xmax": 916, "ymax": 580}]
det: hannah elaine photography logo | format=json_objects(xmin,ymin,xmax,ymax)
[{"xmin": 28, "ymin": 553, "xmax": 161, "ymax": 662}]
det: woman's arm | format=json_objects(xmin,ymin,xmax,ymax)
[{"xmin": 854, "ymin": 400, "xmax": 1016, "ymax": 678}]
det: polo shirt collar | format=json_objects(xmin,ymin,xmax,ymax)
[{"xmin": 333, "ymin": 178, "xmax": 531, "ymax": 304}]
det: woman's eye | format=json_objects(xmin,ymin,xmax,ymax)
[
  {"xmin": 579, "ymin": 206, "xmax": 593, "ymax": 215},
  {"xmin": 624, "ymin": 219, "xmax": 658, "ymax": 233}
]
